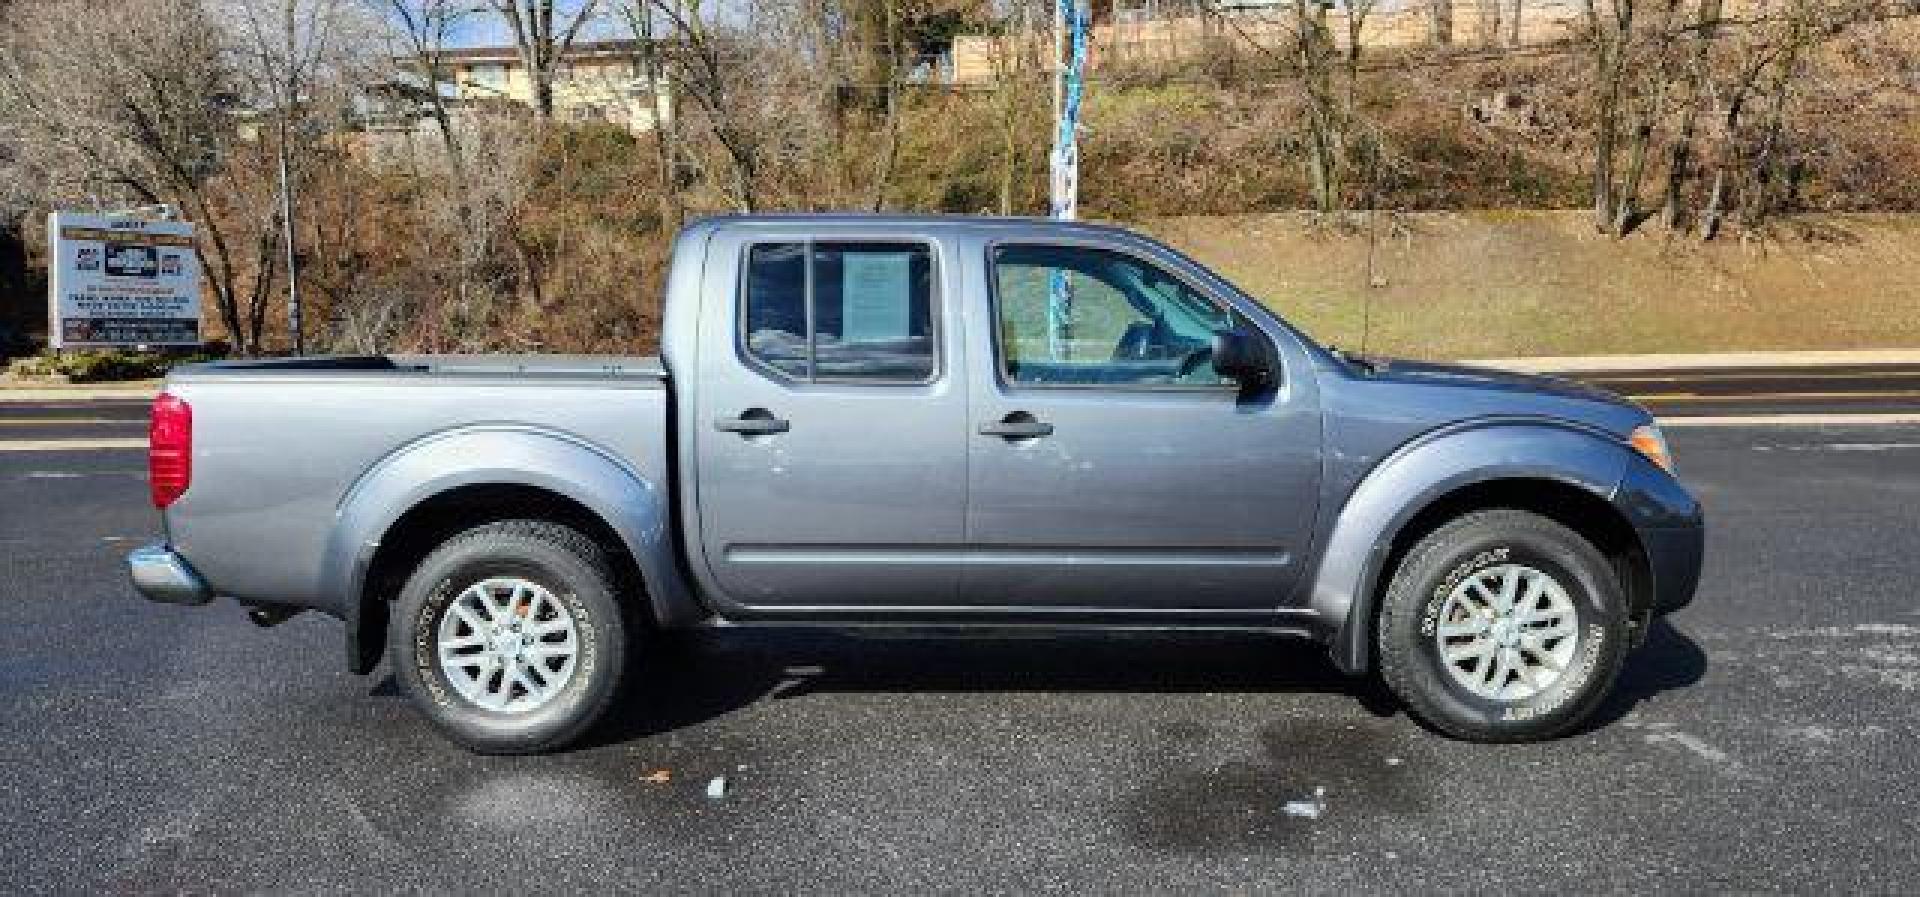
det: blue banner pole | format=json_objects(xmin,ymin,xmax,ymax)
[{"xmin": 1047, "ymin": 0, "xmax": 1087, "ymax": 360}]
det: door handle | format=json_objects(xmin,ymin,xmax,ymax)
[
  {"xmin": 979, "ymin": 414, "xmax": 1054, "ymax": 439},
  {"xmin": 715, "ymin": 410, "xmax": 790, "ymax": 435}
]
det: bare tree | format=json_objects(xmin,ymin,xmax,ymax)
[
  {"xmin": 1210, "ymin": 0, "xmax": 1382, "ymax": 213},
  {"xmin": 1660, "ymin": 0, "xmax": 1720, "ymax": 230},
  {"xmin": 1474, "ymin": 0, "xmax": 1502, "ymax": 46},
  {"xmin": 488, "ymin": 0, "xmax": 605, "ymax": 120},
  {"xmin": 1294, "ymin": 0, "xmax": 1381, "ymax": 212},
  {"xmin": 987, "ymin": 0, "xmax": 1044, "ymax": 215},
  {"xmin": 1580, "ymin": 0, "xmax": 1638, "ymax": 233},
  {"xmin": 1605, "ymin": 0, "xmax": 1688, "ymax": 235},
  {"xmin": 864, "ymin": 0, "xmax": 906, "ymax": 211},
  {"xmin": 0, "ymin": 0, "xmax": 289, "ymax": 353},
  {"xmin": 416, "ymin": 110, "xmax": 540, "ymax": 349},
  {"xmin": 616, "ymin": 0, "xmax": 684, "ymax": 228},
  {"xmin": 380, "ymin": 0, "xmax": 477, "ymax": 170},
  {"xmin": 371, "ymin": 0, "xmax": 521, "ymax": 343},
  {"xmin": 1685, "ymin": 0, "xmax": 1873, "ymax": 238},
  {"xmin": 215, "ymin": 0, "xmax": 378, "ymax": 350},
  {"xmin": 1428, "ymin": 0, "xmax": 1455, "ymax": 46},
  {"xmin": 641, "ymin": 0, "xmax": 765, "ymax": 210}
]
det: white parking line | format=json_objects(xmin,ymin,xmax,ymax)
[
  {"xmin": 0, "ymin": 389, "xmax": 157, "ymax": 403},
  {"xmin": 0, "ymin": 438, "xmax": 148, "ymax": 451},
  {"xmin": 0, "ymin": 418, "xmax": 133, "ymax": 425}
]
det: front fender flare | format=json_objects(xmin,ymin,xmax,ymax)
[
  {"xmin": 322, "ymin": 425, "xmax": 698, "ymax": 672},
  {"xmin": 1310, "ymin": 419, "xmax": 1632, "ymax": 674}
]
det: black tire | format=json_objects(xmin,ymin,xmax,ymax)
[
  {"xmin": 1377, "ymin": 509, "xmax": 1628, "ymax": 742},
  {"xmin": 388, "ymin": 520, "xmax": 631, "ymax": 754}
]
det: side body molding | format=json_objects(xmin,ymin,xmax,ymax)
[
  {"xmin": 1310, "ymin": 419, "xmax": 1632, "ymax": 674},
  {"xmin": 323, "ymin": 426, "xmax": 699, "ymax": 670}
]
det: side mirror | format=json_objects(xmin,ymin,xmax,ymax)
[{"xmin": 1210, "ymin": 328, "xmax": 1273, "ymax": 389}]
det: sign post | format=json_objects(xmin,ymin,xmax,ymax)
[
  {"xmin": 1047, "ymin": 0, "xmax": 1089, "ymax": 360},
  {"xmin": 47, "ymin": 211, "xmax": 201, "ymax": 350}
]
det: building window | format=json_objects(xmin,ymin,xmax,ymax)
[{"xmin": 467, "ymin": 63, "xmax": 508, "ymax": 92}]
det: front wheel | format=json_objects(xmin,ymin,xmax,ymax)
[
  {"xmin": 388, "ymin": 520, "xmax": 631, "ymax": 754},
  {"xmin": 1377, "ymin": 509, "xmax": 1629, "ymax": 742}
]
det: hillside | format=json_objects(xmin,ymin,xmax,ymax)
[{"xmin": 1145, "ymin": 211, "xmax": 1920, "ymax": 359}]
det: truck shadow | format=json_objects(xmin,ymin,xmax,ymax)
[
  {"xmin": 571, "ymin": 619, "xmax": 1706, "ymax": 749},
  {"xmin": 1578, "ymin": 619, "xmax": 1710, "ymax": 733},
  {"xmin": 574, "ymin": 629, "xmax": 1378, "ymax": 749}
]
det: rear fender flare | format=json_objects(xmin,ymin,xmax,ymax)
[{"xmin": 322, "ymin": 425, "xmax": 698, "ymax": 671}]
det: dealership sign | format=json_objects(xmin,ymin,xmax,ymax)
[{"xmin": 47, "ymin": 211, "xmax": 201, "ymax": 348}]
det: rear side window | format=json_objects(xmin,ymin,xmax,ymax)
[{"xmin": 741, "ymin": 241, "xmax": 936, "ymax": 383}]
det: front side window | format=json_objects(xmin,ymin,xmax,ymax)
[
  {"xmin": 743, "ymin": 241, "xmax": 935, "ymax": 382},
  {"xmin": 991, "ymin": 243, "xmax": 1238, "ymax": 387}
]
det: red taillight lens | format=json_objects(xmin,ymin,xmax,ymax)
[{"xmin": 149, "ymin": 392, "xmax": 192, "ymax": 508}]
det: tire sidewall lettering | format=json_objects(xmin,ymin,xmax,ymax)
[
  {"xmin": 1420, "ymin": 546, "xmax": 1509, "ymax": 638},
  {"xmin": 413, "ymin": 577, "xmax": 456, "ymax": 708},
  {"xmin": 1502, "ymin": 622, "xmax": 1605, "ymax": 721}
]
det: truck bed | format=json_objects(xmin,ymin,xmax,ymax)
[{"xmin": 160, "ymin": 354, "xmax": 672, "ymax": 617}]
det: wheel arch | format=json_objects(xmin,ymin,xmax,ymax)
[
  {"xmin": 1311, "ymin": 421, "xmax": 1649, "ymax": 674},
  {"xmin": 327, "ymin": 426, "xmax": 701, "ymax": 674}
]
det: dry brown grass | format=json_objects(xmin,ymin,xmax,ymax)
[{"xmin": 1145, "ymin": 210, "xmax": 1920, "ymax": 358}]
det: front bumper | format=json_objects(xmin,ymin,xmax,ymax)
[
  {"xmin": 1641, "ymin": 524, "xmax": 1705, "ymax": 614},
  {"xmin": 1613, "ymin": 454, "xmax": 1706, "ymax": 615},
  {"xmin": 128, "ymin": 544, "xmax": 214, "ymax": 606}
]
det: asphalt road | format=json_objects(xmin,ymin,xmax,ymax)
[{"xmin": 4, "ymin": 379, "xmax": 1920, "ymax": 892}]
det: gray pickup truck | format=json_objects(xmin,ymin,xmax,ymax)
[{"xmin": 130, "ymin": 214, "xmax": 1702, "ymax": 753}]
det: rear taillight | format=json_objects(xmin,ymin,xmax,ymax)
[{"xmin": 149, "ymin": 392, "xmax": 191, "ymax": 509}]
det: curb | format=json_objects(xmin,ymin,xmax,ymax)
[
  {"xmin": 1463, "ymin": 349, "xmax": 1920, "ymax": 374},
  {"xmin": 1659, "ymin": 413, "xmax": 1920, "ymax": 427}
]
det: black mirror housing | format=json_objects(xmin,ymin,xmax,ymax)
[{"xmin": 1211, "ymin": 328, "xmax": 1273, "ymax": 388}]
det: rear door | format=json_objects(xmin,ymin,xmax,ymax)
[
  {"xmin": 691, "ymin": 227, "xmax": 969, "ymax": 610},
  {"xmin": 961, "ymin": 239, "xmax": 1322, "ymax": 610}
]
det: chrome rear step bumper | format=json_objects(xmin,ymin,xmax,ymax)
[{"xmin": 128, "ymin": 544, "xmax": 213, "ymax": 606}]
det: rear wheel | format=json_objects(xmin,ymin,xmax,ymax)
[
  {"xmin": 1376, "ymin": 509, "xmax": 1628, "ymax": 742},
  {"xmin": 388, "ymin": 520, "xmax": 630, "ymax": 754}
]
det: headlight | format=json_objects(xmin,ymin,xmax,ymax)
[{"xmin": 1628, "ymin": 423, "xmax": 1674, "ymax": 473}]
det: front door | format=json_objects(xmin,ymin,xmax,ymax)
[
  {"xmin": 963, "ymin": 241, "xmax": 1322, "ymax": 610},
  {"xmin": 694, "ymin": 233, "xmax": 968, "ymax": 609}
]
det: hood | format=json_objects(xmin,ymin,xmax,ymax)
[{"xmin": 1347, "ymin": 356, "xmax": 1637, "ymax": 408}]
